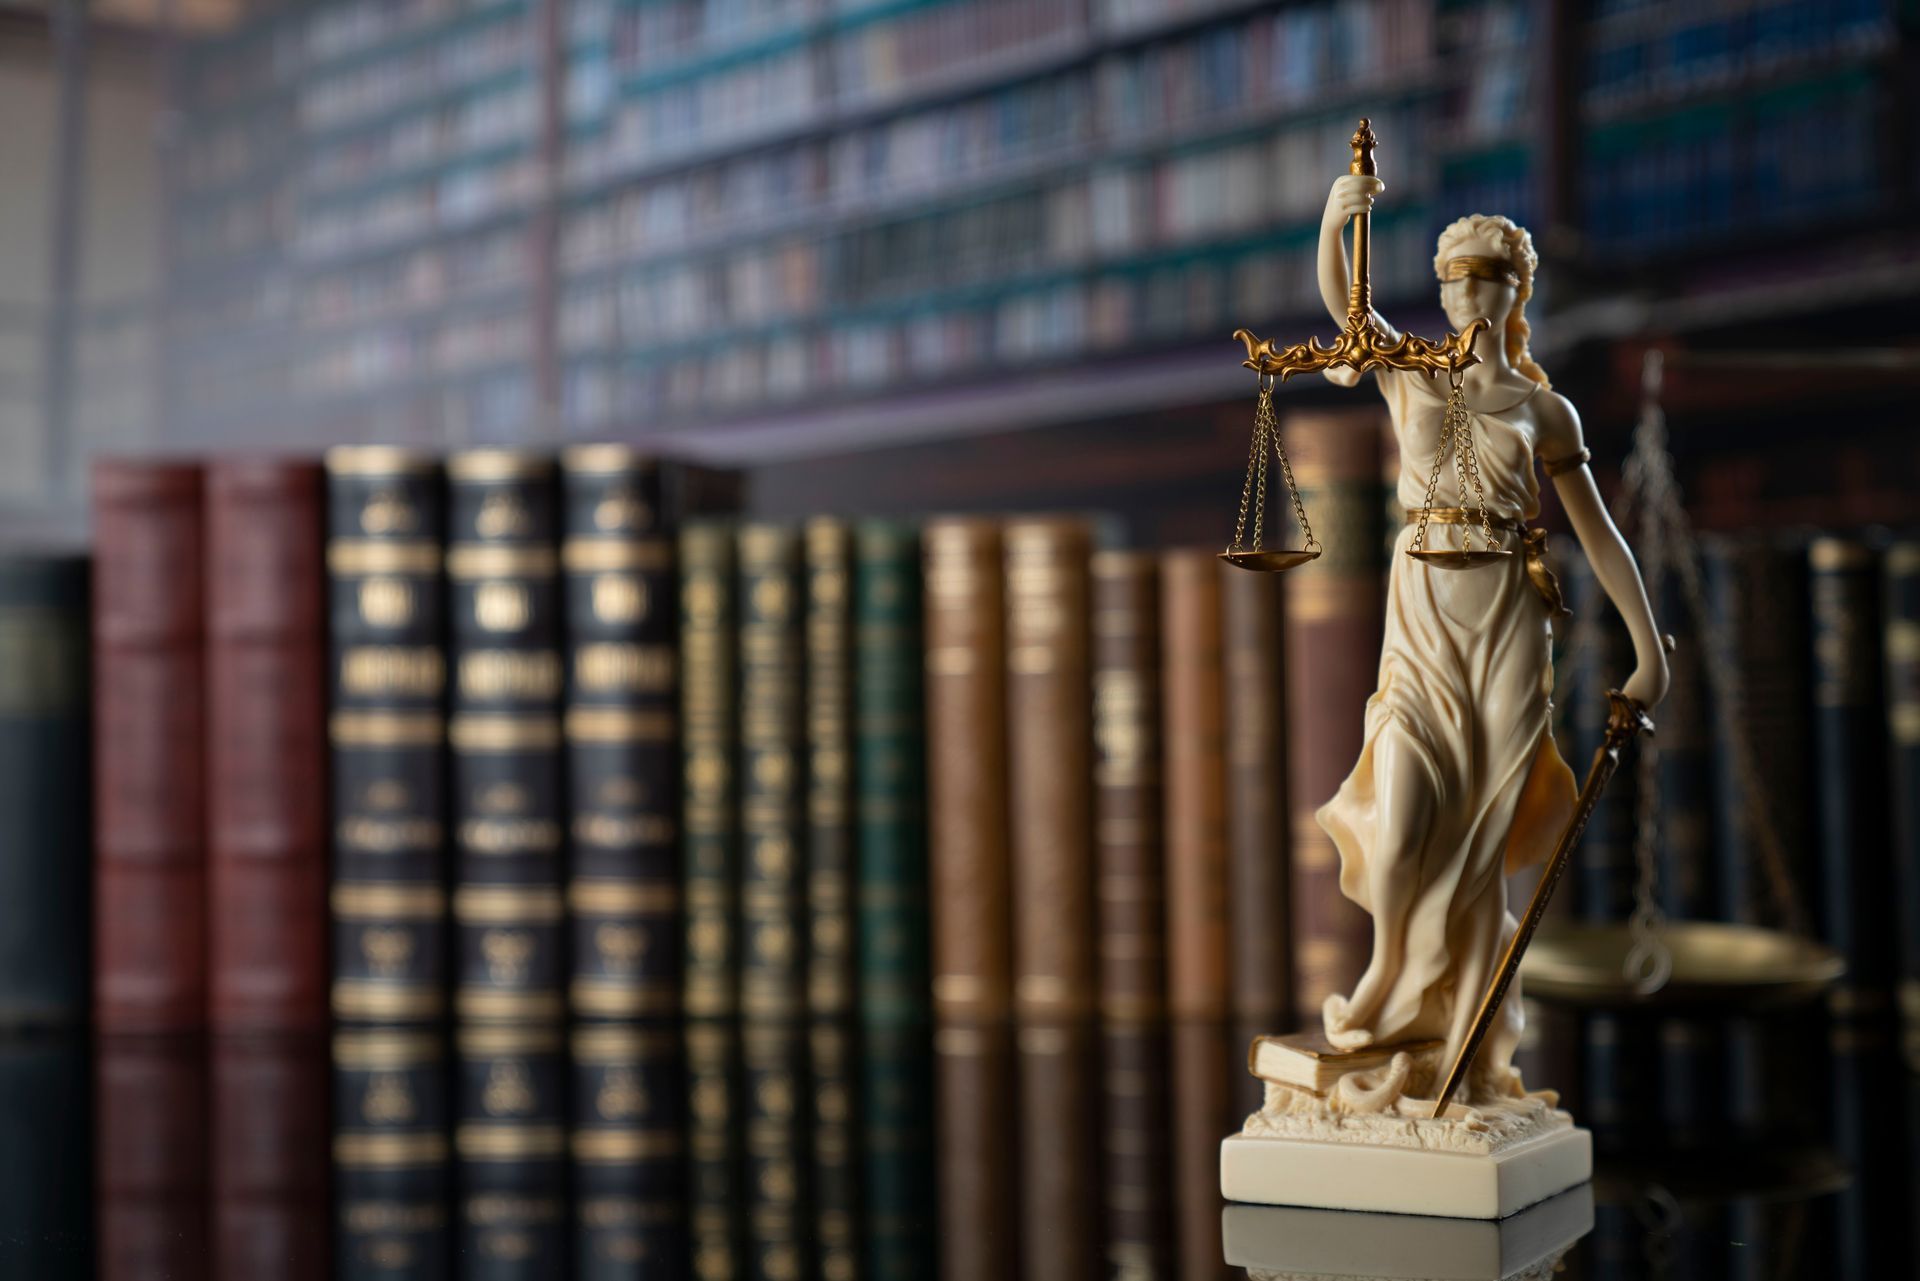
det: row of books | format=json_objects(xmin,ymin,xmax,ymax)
[
  {"xmin": 1581, "ymin": 0, "xmax": 1895, "ymax": 119},
  {"xmin": 555, "ymin": 219, "xmax": 1434, "ymax": 424},
  {"xmin": 1579, "ymin": 69, "xmax": 1887, "ymax": 254}
]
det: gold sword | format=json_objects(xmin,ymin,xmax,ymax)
[{"xmin": 1430, "ymin": 687, "xmax": 1656, "ymax": 1118}]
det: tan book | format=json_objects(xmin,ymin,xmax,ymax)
[{"xmin": 1246, "ymin": 1030, "xmax": 1442, "ymax": 1094}]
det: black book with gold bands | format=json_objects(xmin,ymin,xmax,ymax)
[
  {"xmin": 446, "ymin": 450, "xmax": 566, "ymax": 1026},
  {"xmin": 333, "ymin": 1026, "xmax": 451, "ymax": 1279},
  {"xmin": 326, "ymin": 449, "xmax": 449, "ymax": 1026}
]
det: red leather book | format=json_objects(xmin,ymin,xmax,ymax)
[
  {"xmin": 206, "ymin": 459, "xmax": 329, "ymax": 1033},
  {"xmin": 213, "ymin": 1033, "xmax": 329, "ymax": 1280},
  {"xmin": 93, "ymin": 460, "xmax": 207, "ymax": 1033}
]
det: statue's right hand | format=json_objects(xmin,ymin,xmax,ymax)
[{"xmin": 1326, "ymin": 175, "xmax": 1384, "ymax": 224}]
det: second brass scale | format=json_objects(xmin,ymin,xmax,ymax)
[{"xmin": 1222, "ymin": 117, "xmax": 1509, "ymax": 574}]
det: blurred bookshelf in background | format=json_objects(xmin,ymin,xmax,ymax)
[{"xmin": 3, "ymin": 0, "xmax": 1918, "ymax": 532}]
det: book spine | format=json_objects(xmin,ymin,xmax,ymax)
[
  {"xmin": 1006, "ymin": 517, "xmax": 1095, "ymax": 1019},
  {"xmin": 854, "ymin": 520, "xmax": 931, "ymax": 1280},
  {"xmin": 572, "ymin": 1023, "xmax": 686, "ymax": 1278},
  {"xmin": 1091, "ymin": 551, "xmax": 1172, "ymax": 1281},
  {"xmin": 1886, "ymin": 541, "xmax": 1920, "ymax": 1073},
  {"xmin": 804, "ymin": 520, "xmax": 860, "ymax": 1281},
  {"xmin": 332, "ymin": 1026, "xmax": 451, "ymax": 1280},
  {"xmin": 926, "ymin": 517, "xmax": 1012, "ymax": 1022},
  {"xmin": 1161, "ymin": 550, "xmax": 1229, "ymax": 1024},
  {"xmin": 447, "ymin": 451, "xmax": 565, "ymax": 1026},
  {"xmin": 680, "ymin": 519, "xmax": 739, "ymax": 1021},
  {"xmin": 327, "ymin": 451, "xmax": 449, "ymax": 1028},
  {"xmin": 561, "ymin": 448, "xmax": 681, "ymax": 1023},
  {"xmin": 1005, "ymin": 517, "xmax": 1095, "ymax": 1281},
  {"xmin": 1702, "ymin": 534, "xmax": 1813, "ymax": 928},
  {"xmin": 737, "ymin": 523, "xmax": 810, "ymax": 1281},
  {"xmin": 213, "ymin": 1033, "xmax": 329, "ymax": 1279},
  {"xmin": 923, "ymin": 518, "xmax": 1015, "ymax": 1281},
  {"xmin": 92, "ymin": 460, "xmax": 206, "ymax": 1033},
  {"xmin": 1222, "ymin": 561, "xmax": 1289, "ymax": 1093},
  {"xmin": 0, "ymin": 554, "xmax": 90, "ymax": 1028},
  {"xmin": 207, "ymin": 460, "xmax": 329, "ymax": 1033},
  {"xmin": 1810, "ymin": 537, "xmax": 1895, "ymax": 1020},
  {"xmin": 738, "ymin": 523, "xmax": 807, "ymax": 1022},
  {"xmin": 455, "ymin": 1023, "xmax": 567, "ymax": 1275},
  {"xmin": 1160, "ymin": 549, "xmax": 1234, "ymax": 1281},
  {"xmin": 1282, "ymin": 409, "xmax": 1384, "ymax": 1023},
  {"xmin": 97, "ymin": 1033, "xmax": 209, "ymax": 1276},
  {"xmin": 806, "ymin": 518, "xmax": 856, "ymax": 1021},
  {"xmin": 680, "ymin": 520, "xmax": 742, "ymax": 1280}
]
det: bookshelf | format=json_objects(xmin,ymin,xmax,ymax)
[{"xmin": 154, "ymin": 0, "xmax": 1920, "ymax": 460}]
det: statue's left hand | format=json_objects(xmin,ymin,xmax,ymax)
[{"xmin": 1622, "ymin": 655, "xmax": 1670, "ymax": 711}]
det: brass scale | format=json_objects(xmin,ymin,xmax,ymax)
[{"xmin": 1225, "ymin": 119, "xmax": 1661, "ymax": 1117}]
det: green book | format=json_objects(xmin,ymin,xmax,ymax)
[
  {"xmin": 680, "ymin": 520, "xmax": 739, "ymax": 1021},
  {"xmin": 853, "ymin": 521, "xmax": 933, "ymax": 1279}
]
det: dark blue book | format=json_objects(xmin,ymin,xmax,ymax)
[
  {"xmin": 0, "ymin": 554, "xmax": 89, "ymax": 1028},
  {"xmin": 571, "ymin": 1023, "xmax": 686, "ymax": 1278},
  {"xmin": 1881, "ymin": 540, "xmax": 1920, "ymax": 1074},
  {"xmin": 1808, "ymin": 537, "xmax": 1896, "ymax": 1021},
  {"xmin": 455, "ymin": 1023, "xmax": 567, "ymax": 1277}
]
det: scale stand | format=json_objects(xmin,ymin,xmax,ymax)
[{"xmin": 1222, "ymin": 118, "xmax": 1502, "ymax": 573}]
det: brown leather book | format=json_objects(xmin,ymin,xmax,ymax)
[
  {"xmin": 1222, "ymin": 563, "xmax": 1290, "ymax": 1112},
  {"xmin": 923, "ymin": 518, "xmax": 1016, "ymax": 1281},
  {"xmin": 213, "ymin": 1033, "xmax": 329, "ymax": 1279},
  {"xmin": 92, "ymin": 460, "xmax": 207, "ymax": 1033},
  {"xmin": 1281, "ymin": 409, "xmax": 1386, "ymax": 1026},
  {"xmin": 1160, "ymin": 550, "xmax": 1229, "ymax": 1024},
  {"xmin": 207, "ymin": 460, "xmax": 330, "ymax": 1033},
  {"xmin": 1006, "ymin": 517, "xmax": 1094, "ymax": 1021},
  {"xmin": 97, "ymin": 1034, "xmax": 209, "ymax": 1278},
  {"xmin": 925, "ymin": 517, "xmax": 1012, "ymax": 1025},
  {"xmin": 1006, "ymin": 518, "xmax": 1096, "ymax": 1280}
]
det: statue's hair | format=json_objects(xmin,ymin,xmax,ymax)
[{"xmin": 1434, "ymin": 214, "xmax": 1550, "ymax": 389}]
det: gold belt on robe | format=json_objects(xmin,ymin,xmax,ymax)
[{"xmin": 1403, "ymin": 507, "xmax": 1572, "ymax": 619}]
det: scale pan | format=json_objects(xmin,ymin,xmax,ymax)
[
  {"xmin": 1218, "ymin": 549, "xmax": 1321, "ymax": 573},
  {"xmin": 1406, "ymin": 548, "xmax": 1514, "ymax": 569},
  {"xmin": 1520, "ymin": 920, "xmax": 1843, "ymax": 1012}
]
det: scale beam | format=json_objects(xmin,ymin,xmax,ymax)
[{"xmin": 1232, "ymin": 119, "xmax": 1488, "ymax": 382}]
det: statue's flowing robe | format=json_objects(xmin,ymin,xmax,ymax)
[{"xmin": 1318, "ymin": 370, "xmax": 1578, "ymax": 1094}]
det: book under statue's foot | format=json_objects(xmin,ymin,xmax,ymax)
[{"xmin": 1211, "ymin": 120, "xmax": 1667, "ymax": 1219}]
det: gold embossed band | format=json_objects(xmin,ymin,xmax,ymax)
[
  {"xmin": 328, "ymin": 539, "xmax": 443, "ymax": 576},
  {"xmin": 334, "ymin": 1131, "xmax": 449, "ymax": 1167},
  {"xmin": 449, "ymin": 713, "xmax": 562, "ymax": 752},
  {"xmin": 455, "ymin": 1124, "xmax": 567, "ymax": 1160},
  {"xmin": 453, "ymin": 884, "xmax": 565, "ymax": 923},
  {"xmin": 332, "ymin": 980, "xmax": 445, "ymax": 1020},
  {"xmin": 561, "ymin": 538, "xmax": 673, "ymax": 573},
  {"xmin": 447, "ymin": 543, "xmax": 560, "ymax": 579},
  {"xmin": 332, "ymin": 882, "xmax": 445, "ymax": 918},
  {"xmin": 331, "ymin": 710, "xmax": 445, "ymax": 747},
  {"xmin": 333, "ymin": 1029, "xmax": 443, "ymax": 1068}
]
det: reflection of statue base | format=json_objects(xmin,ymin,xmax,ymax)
[
  {"xmin": 1222, "ymin": 1183, "xmax": 1594, "ymax": 1280},
  {"xmin": 1219, "ymin": 1033, "xmax": 1591, "ymax": 1220}
]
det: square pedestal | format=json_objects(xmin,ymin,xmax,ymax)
[
  {"xmin": 1221, "ymin": 1183, "xmax": 1595, "ymax": 1278},
  {"xmin": 1219, "ymin": 1124, "xmax": 1591, "ymax": 1220}
]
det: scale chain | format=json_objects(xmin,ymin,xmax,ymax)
[
  {"xmin": 1268, "ymin": 394, "xmax": 1316, "ymax": 555},
  {"xmin": 1253, "ymin": 387, "xmax": 1272, "ymax": 551},
  {"xmin": 1232, "ymin": 387, "xmax": 1266, "ymax": 553}
]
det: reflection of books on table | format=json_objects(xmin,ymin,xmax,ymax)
[{"xmin": 1221, "ymin": 1182, "xmax": 1594, "ymax": 1280}]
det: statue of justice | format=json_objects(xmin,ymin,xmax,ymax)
[{"xmin": 1216, "ymin": 120, "xmax": 1671, "ymax": 1219}]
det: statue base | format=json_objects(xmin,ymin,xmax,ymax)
[
  {"xmin": 1219, "ymin": 1032, "xmax": 1591, "ymax": 1220},
  {"xmin": 1222, "ymin": 1183, "xmax": 1594, "ymax": 1280}
]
